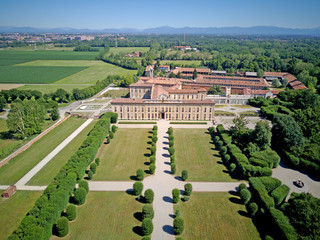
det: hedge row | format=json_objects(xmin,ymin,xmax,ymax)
[
  {"xmin": 249, "ymin": 150, "xmax": 280, "ymax": 168},
  {"xmin": 8, "ymin": 113, "xmax": 115, "ymax": 240}
]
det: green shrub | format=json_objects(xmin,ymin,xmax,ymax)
[
  {"xmin": 175, "ymin": 209, "xmax": 181, "ymax": 218},
  {"xmin": 144, "ymin": 189, "xmax": 154, "ymax": 204},
  {"xmin": 153, "ymin": 125, "xmax": 158, "ymax": 131},
  {"xmin": 240, "ymin": 189, "xmax": 251, "ymax": 205},
  {"xmin": 224, "ymin": 154, "xmax": 230, "ymax": 162},
  {"xmin": 259, "ymin": 177, "xmax": 282, "ymax": 193},
  {"xmin": 230, "ymin": 163, "xmax": 236, "ymax": 173},
  {"xmin": 150, "ymin": 146, "xmax": 156, "ymax": 155},
  {"xmin": 247, "ymin": 202, "xmax": 258, "ymax": 217},
  {"xmin": 169, "ymin": 140, "xmax": 174, "ymax": 147},
  {"xmin": 220, "ymin": 133, "xmax": 232, "ymax": 145},
  {"xmin": 216, "ymin": 124, "xmax": 225, "ymax": 135},
  {"xmin": 172, "ymin": 188, "xmax": 180, "ymax": 203},
  {"xmin": 142, "ymin": 237, "xmax": 151, "ymax": 240},
  {"xmin": 217, "ymin": 140, "xmax": 224, "ymax": 148},
  {"xmin": 168, "ymin": 147, "xmax": 175, "ymax": 155},
  {"xmin": 109, "ymin": 131, "xmax": 114, "ymax": 139},
  {"xmin": 133, "ymin": 182, "xmax": 144, "ymax": 196},
  {"xmin": 152, "ymin": 135, "xmax": 158, "ymax": 143},
  {"xmin": 182, "ymin": 196, "xmax": 190, "ymax": 202},
  {"xmin": 271, "ymin": 185, "xmax": 290, "ymax": 206},
  {"xmin": 55, "ymin": 217, "xmax": 69, "ymax": 237},
  {"xmin": 78, "ymin": 180, "xmax": 89, "ymax": 193},
  {"xmin": 142, "ymin": 204, "xmax": 154, "ymax": 219},
  {"xmin": 90, "ymin": 163, "xmax": 97, "ymax": 174},
  {"xmin": 171, "ymin": 163, "xmax": 176, "ymax": 174},
  {"xmin": 238, "ymin": 183, "xmax": 247, "ymax": 192},
  {"xmin": 220, "ymin": 146, "xmax": 227, "ymax": 155},
  {"xmin": 208, "ymin": 126, "xmax": 215, "ymax": 134},
  {"xmin": 152, "ymin": 129, "xmax": 157, "ymax": 135},
  {"xmin": 74, "ymin": 187, "xmax": 87, "ymax": 205},
  {"xmin": 184, "ymin": 183, "xmax": 192, "ymax": 196},
  {"xmin": 112, "ymin": 125, "xmax": 117, "ymax": 133},
  {"xmin": 214, "ymin": 135, "xmax": 220, "ymax": 143},
  {"xmin": 168, "ymin": 135, "xmax": 174, "ymax": 141},
  {"xmin": 106, "ymin": 137, "xmax": 110, "ymax": 144},
  {"xmin": 181, "ymin": 170, "xmax": 188, "ymax": 181},
  {"xmin": 136, "ymin": 168, "xmax": 145, "ymax": 181},
  {"xmin": 65, "ymin": 204, "xmax": 77, "ymax": 221},
  {"xmin": 142, "ymin": 218, "xmax": 153, "ymax": 236},
  {"xmin": 173, "ymin": 217, "xmax": 184, "ymax": 235},
  {"xmin": 110, "ymin": 112, "xmax": 118, "ymax": 123},
  {"xmin": 249, "ymin": 177, "xmax": 275, "ymax": 210},
  {"xmin": 150, "ymin": 156, "xmax": 155, "ymax": 164},
  {"xmin": 149, "ymin": 164, "xmax": 156, "ymax": 174},
  {"xmin": 170, "ymin": 155, "xmax": 175, "ymax": 163},
  {"xmin": 168, "ymin": 127, "xmax": 173, "ymax": 135},
  {"xmin": 87, "ymin": 170, "xmax": 93, "ymax": 180},
  {"xmin": 95, "ymin": 158, "xmax": 100, "ymax": 166}
]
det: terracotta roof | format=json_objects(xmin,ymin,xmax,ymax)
[
  {"xmin": 168, "ymin": 88, "xmax": 207, "ymax": 94},
  {"xmin": 152, "ymin": 85, "xmax": 169, "ymax": 99},
  {"xmin": 251, "ymin": 90, "xmax": 283, "ymax": 95},
  {"xmin": 193, "ymin": 78, "xmax": 269, "ymax": 88},
  {"xmin": 172, "ymin": 67, "xmax": 211, "ymax": 74},
  {"xmin": 130, "ymin": 80, "xmax": 153, "ymax": 87},
  {"xmin": 159, "ymin": 65, "xmax": 170, "ymax": 69},
  {"xmin": 111, "ymin": 98, "xmax": 215, "ymax": 105},
  {"xmin": 263, "ymin": 72, "xmax": 285, "ymax": 77}
]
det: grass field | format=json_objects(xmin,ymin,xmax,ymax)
[
  {"xmin": 174, "ymin": 192, "xmax": 261, "ymax": 240},
  {"xmin": 51, "ymin": 192, "xmax": 142, "ymax": 240},
  {"xmin": 174, "ymin": 129, "xmax": 235, "ymax": 182},
  {"xmin": 94, "ymin": 128, "xmax": 151, "ymax": 181},
  {"xmin": 16, "ymin": 60, "xmax": 108, "ymax": 67},
  {"xmin": 0, "ymin": 191, "xmax": 42, "ymax": 240},
  {"xmin": 17, "ymin": 84, "xmax": 90, "ymax": 94},
  {"xmin": 102, "ymin": 89, "xmax": 129, "ymax": 98},
  {"xmin": 0, "ymin": 84, "xmax": 25, "ymax": 90},
  {"xmin": 0, "ymin": 117, "xmax": 85, "ymax": 185},
  {"xmin": 0, "ymin": 66, "xmax": 87, "ymax": 84},
  {"xmin": 27, "ymin": 120, "xmax": 96, "ymax": 186},
  {"xmin": 109, "ymin": 47, "xmax": 150, "ymax": 54},
  {"xmin": 0, "ymin": 119, "xmax": 24, "ymax": 160},
  {"xmin": 160, "ymin": 60, "xmax": 202, "ymax": 66},
  {"xmin": 4, "ymin": 46, "xmax": 75, "ymax": 51}
]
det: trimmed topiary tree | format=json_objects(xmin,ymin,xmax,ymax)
[
  {"xmin": 149, "ymin": 164, "xmax": 156, "ymax": 174},
  {"xmin": 136, "ymin": 168, "xmax": 145, "ymax": 181},
  {"xmin": 90, "ymin": 163, "xmax": 97, "ymax": 174},
  {"xmin": 142, "ymin": 204, "xmax": 154, "ymax": 220},
  {"xmin": 169, "ymin": 140, "xmax": 174, "ymax": 147},
  {"xmin": 74, "ymin": 187, "xmax": 87, "ymax": 205},
  {"xmin": 170, "ymin": 155, "xmax": 175, "ymax": 163},
  {"xmin": 142, "ymin": 237, "xmax": 151, "ymax": 240},
  {"xmin": 175, "ymin": 209, "xmax": 181, "ymax": 218},
  {"xmin": 173, "ymin": 217, "xmax": 184, "ymax": 235},
  {"xmin": 152, "ymin": 135, "xmax": 158, "ymax": 143},
  {"xmin": 153, "ymin": 125, "xmax": 158, "ymax": 131},
  {"xmin": 150, "ymin": 146, "xmax": 156, "ymax": 156},
  {"xmin": 133, "ymin": 182, "xmax": 144, "ymax": 196},
  {"xmin": 224, "ymin": 154, "xmax": 230, "ymax": 162},
  {"xmin": 247, "ymin": 202, "xmax": 258, "ymax": 217},
  {"xmin": 168, "ymin": 147, "xmax": 175, "ymax": 155},
  {"xmin": 172, "ymin": 188, "xmax": 180, "ymax": 203},
  {"xmin": 184, "ymin": 183, "xmax": 192, "ymax": 196},
  {"xmin": 65, "ymin": 204, "xmax": 77, "ymax": 221},
  {"xmin": 238, "ymin": 183, "xmax": 247, "ymax": 193},
  {"xmin": 106, "ymin": 137, "xmax": 110, "ymax": 144},
  {"xmin": 87, "ymin": 170, "xmax": 93, "ymax": 180},
  {"xmin": 144, "ymin": 189, "xmax": 154, "ymax": 204},
  {"xmin": 168, "ymin": 135, "xmax": 174, "ymax": 141},
  {"xmin": 142, "ymin": 218, "xmax": 153, "ymax": 236},
  {"xmin": 109, "ymin": 131, "xmax": 114, "ymax": 139},
  {"xmin": 150, "ymin": 156, "xmax": 155, "ymax": 164},
  {"xmin": 181, "ymin": 170, "xmax": 188, "ymax": 181},
  {"xmin": 112, "ymin": 125, "xmax": 117, "ymax": 133},
  {"xmin": 176, "ymin": 237, "xmax": 184, "ymax": 240},
  {"xmin": 78, "ymin": 180, "xmax": 89, "ymax": 193},
  {"xmin": 239, "ymin": 189, "xmax": 251, "ymax": 205},
  {"xmin": 171, "ymin": 163, "xmax": 176, "ymax": 174},
  {"xmin": 230, "ymin": 163, "xmax": 236, "ymax": 173},
  {"xmin": 55, "ymin": 217, "xmax": 69, "ymax": 237},
  {"xmin": 95, "ymin": 158, "xmax": 100, "ymax": 166},
  {"xmin": 182, "ymin": 196, "xmax": 190, "ymax": 202}
]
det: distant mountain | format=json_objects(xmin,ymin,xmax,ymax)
[{"xmin": 1, "ymin": 25, "xmax": 320, "ymax": 35}]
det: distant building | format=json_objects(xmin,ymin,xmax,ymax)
[
  {"xmin": 145, "ymin": 65, "xmax": 154, "ymax": 78},
  {"xmin": 159, "ymin": 65, "xmax": 170, "ymax": 72},
  {"xmin": 263, "ymin": 72, "xmax": 307, "ymax": 90},
  {"xmin": 126, "ymin": 52, "xmax": 141, "ymax": 57}
]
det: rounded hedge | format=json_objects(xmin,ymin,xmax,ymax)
[
  {"xmin": 142, "ymin": 218, "xmax": 153, "ymax": 236},
  {"xmin": 181, "ymin": 170, "xmax": 188, "ymax": 181},
  {"xmin": 170, "ymin": 155, "xmax": 175, "ymax": 163},
  {"xmin": 87, "ymin": 170, "xmax": 93, "ymax": 180},
  {"xmin": 65, "ymin": 204, "xmax": 77, "ymax": 221},
  {"xmin": 78, "ymin": 180, "xmax": 89, "ymax": 193},
  {"xmin": 176, "ymin": 237, "xmax": 184, "ymax": 240},
  {"xmin": 153, "ymin": 125, "xmax": 158, "ymax": 130},
  {"xmin": 142, "ymin": 204, "xmax": 154, "ymax": 220},
  {"xmin": 106, "ymin": 137, "xmax": 110, "ymax": 144},
  {"xmin": 230, "ymin": 163, "xmax": 236, "ymax": 173},
  {"xmin": 168, "ymin": 147, "xmax": 175, "ymax": 155},
  {"xmin": 183, "ymin": 196, "xmax": 190, "ymax": 202},
  {"xmin": 224, "ymin": 154, "xmax": 230, "ymax": 162},
  {"xmin": 109, "ymin": 131, "xmax": 114, "ymax": 139},
  {"xmin": 74, "ymin": 187, "xmax": 87, "ymax": 205},
  {"xmin": 168, "ymin": 135, "xmax": 174, "ymax": 141},
  {"xmin": 90, "ymin": 163, "xmax": 97, "ymax": 174},
  {"xmin": 144, "ymin": 189, "xmax": 154, "ymax": 204},
  {"xmin": 172, "ymin": 188, "xmax": 180, "ymax": 203},
  {"xmin": 247, "ymin": 202, "xmax": 258, "ymax": 217},
  {"xmin": 95, "ymin": 158, "xmax": 100, "ymax": 166},
  {"xmin": 240, "ymin": 189, "xmax": 251, "ymax": 205},
  {"xmin": 173, "ymin": 217, "xmax": 184, "ymax": 235},
  {"xmin": 184, "ymin": 183, "xmax": 192, "ymax": 196},
  {"xmin": 238, "ymin": 183, "xmax": 247, "ymax": 193},
  {"xmin": 152, "ymin": 135, "xmax": 158, "ymax": 143},
  {"xmin": 136, "ymin": 168, "xmax": 145, "ymax": 181},
  {"xmin": 169, "ymin": 140, "xmax": 174, "ymax": 147},
  {"xmin": 150, "ymin": 156, "xmax": 156, "ymax": 164},
  {"xmin": 56, "ymin": 216, "xmax": 69, "ymax": 237},
  {"xmin": 171, "ymin": 163, "xmax": 176, "ymax": 174},
  {"xmin": 150, "ymin": 146, "xmax": 156, "ymax": 155},
  {"xmin": 214, "ymin": 136, "xmax": 220, "ymax": 143},
  {"xmin": 149, "ymin": 164, "xmax": 156, "ymax": 174},
  {"xmin": 142, "ymin": 237, "xmax": 151, "ymax": 240},
  {"xmin": 175, "ymin": 209, "xmax": 181, "ymax": 218},
  {"xmin": 112, "ymin": 125, "xmax": 117, "ymax": 133},
  {"xmin": 133, "ymin": 182, "xmax": 144, "ymax": 196}
]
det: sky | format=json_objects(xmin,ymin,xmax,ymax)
[{"xmin": 0, "ymin": 0, "xmax": 320, "ymax": 29}]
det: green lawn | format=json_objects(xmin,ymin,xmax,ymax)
[
  {"xmin": 16, "ymin": 60, "xmax": 108, "ymax": 67},
  {"xmin": 54, "ymin": 64, "xmax": 137, "ymax": 85},
  {"xmin": 0, "ymin": 117, "xmax": 85, "ymax": 185},
  {"xmin": 174, "ymin": 192, "xmax": 261, "ymax": 240},
  {"xmin": 17, "ymin": 84, "xmax": 90, "ymax": 94},
  {"xmin": 174, "ymin": 129, "xmax": 235, "ymax": 181},
  {"xmin": 50, "ymin": 192, "xmax": 142, "ymax": 240},
  {"xmin": 109, "ymin": 47, "xmax": 150, "ymax": 54},
  {"xmin": 27, "ymin": 120, "xmax": 96, "ymax": 186},
  {"xmin": 0, "ymin": 191, "xmax": 42, "ymax": 240},
  {"xmin": 0, "ymin": 119, "xmax": 24, "ymax": 160},
  {"xmin": 160, "ymin": 60, "xmax": 202, "ymax": 66},
  {"xmin": 102, "ymin": 89, "xmax": 129, "ymax": 98},
  {"xmin": 94, "ymin": 128, "xmax": 151, "ymax": 181}
]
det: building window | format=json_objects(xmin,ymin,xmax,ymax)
[
  {"xmin": 148, "ymin": 107, "xmax": 150, "ymax": 112},
  {"xmin": 142, "ymin": 113, "xmax": 144, "ymax": 118},
  {"xmin": 182, "ymin": 114, "xmax": 184, "ymax": 118},
  {"xmin": 142, "ymin": 108, "xmax": 144, "ymax": 112},
  {"xmin": 120, "ymin": 107, "xmax": 122, "ymax": 112},
  {"xmin": 204, "ymin": 114, "xmax": 206, "ymax": 119},
  {"xmin": 148, "ymin": 113, "xmax": 150, "ymax": 119},
  {"xmin": 114, "ymin": 107, "xmax": 117, "ymax": 112},
  {"xmin": 204, "ymin": 108, "xmax": 206, "ymax": 112},
  {"xmin": 189, "ymin": 108, "xmax": 191, "ymax": 112},
  {"xmin": 182, "ymin": 108, "xmax": 184, "ymax": 112},
  {"xmin": 127, "ymin": 113, "xmax": 129, "ymax": 118},
  {"xmin": 166, "ymin": 107, "xmax": 168, "ymax": 112},
  {"xmin": 135, "ymin": 113, "xmax": 137, "ymax": 119},
  {"xmin": 176, "ymin": 114, "xmax": 178, "ymax": 119},
  {"xmin": 197, "ymin": 108, "xmax": 199, "ymax": 112},
  {"xmin": 135, "ymin": 107, "xmax": 137, "ymax": 112},
  {"xmin": 127, "ymin": 107, "xmax": 129, "ymax": 112},
  {"xmin": 210, "ymin": 108, "xmax": 212, "ymax": 112},
  {"xmin": 152, "ymin": 113, "xmax": 154, "ymax": 119},
  {"xmin": 155, "ymin": 107, "xmax": 157, "ymax": 111},
  {"xmin": 120, "ymin": 113, "xmax": 122, "ymax": 118},
  {"xmin": 189, "ymin": 114, "xmax": 191, "ymax": 119}
]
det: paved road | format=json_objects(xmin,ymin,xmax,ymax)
[{"xmin": 15, "ymin": 119, "xmax": 93, "ymax": 188}]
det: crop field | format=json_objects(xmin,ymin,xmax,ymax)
[
  {"xmin": 109, "ymin": 47, "xmax": 150, "ymax": 54},
  {"xmin": 0, "ymin": 66, "xmax": 87, "ymax": 84},
  {"xmin": 16, "ymin": 60, "xmax": 108, "ymax": 67},
  {"xmin": 160, "ymin": 60, "xmax": 202, "ymax": 66}
]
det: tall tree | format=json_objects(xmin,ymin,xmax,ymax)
[
  {"xmin": 0, "ymin": 96, "xmax": 6, "ymax": 110},
  {"xmin": 252, "ymin": 120, "xmax": 272, "ymax": 150},
  {"xmin": 208, "ymin": 85, "xmax": 224, "ymax": 95},
  {"xmin": 193, "ymin": 69, "xmax": 198, "ymax": 79}
]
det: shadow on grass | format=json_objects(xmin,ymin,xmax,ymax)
[
  {"xmin": 144, "ymin": 161, "xmax": 150, "ymax": 166},
  {"xmin": 144, "ymin": 153, "xmax": 151, "ymax": 157},
  {"xmin": 213, "ymin": 153, "xmax": 220, "ymax": 157},
  {"xmin": 144, "ymin": 170, "xmax": 151, "ymax": 174},
  {"xmin": 163, "ymin": 225, "xmax": 175, "ymax": 235},
  {"xmin": 147, "ymin": 141, "xmax": 152, "ymax": 145},
  {"xmin": 147, "ymin": 136, "xmax": 152, "ymax": 139},
  {"xmin": 136, "ymin": 196, "xmax": 146, "ymax": 203},
  {"xmin": 229, "ymin": 197, "xmax": 242, "ymax": 204},
  {"xmin": 229, "ymin": 190, "xmax": 238, "ymax": 196},
  {"xmin": 134, "ymin": 212, "xmax": 143, "ymax": 221},
  {"xmin": 130, "ymin": 175, "xmax": 138, "ymax": 181},
  {"xmin": 148, "ymin": 131, "xmax": 153, "ymax": 134},
  {"xmin": 163, "ymin": 196, "xmax": 173, "ymax": 203},
  {"xmin": 217, "ymin": 161, "xmax": 224, "ymax": 165},
  {"xmin": 238, "ymin": 210, "xmax": 250, "ymax": 218},
  {"xmin": 164, "ymin": 136, "xmax": 168, "ymax": 139},
  {"xmin": 125, "ymin": 189, "xmax": 135, "ymax": 196},
  {"xmin": 132, "ymin": 226, "xmax": 143, "ymax": 237}
]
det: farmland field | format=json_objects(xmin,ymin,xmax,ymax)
[
  {"xmin": 0, "ymin": 66, "xmax": 87, "ymax": 84},
  {"xmin": 16, "ymin": 60, "xmax": 108, "ymax": 67},
  {"xmin": 109, "ymin": 47, "xmax": 150, "ymax": 54},
  {"xmin": 160, "ymin": 60, "xmax": 202, "ymax": 66}
]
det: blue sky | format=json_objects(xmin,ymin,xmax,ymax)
[{"xmin": 1, "ymin": 0, "xmax": 319, "ymax": 29}]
